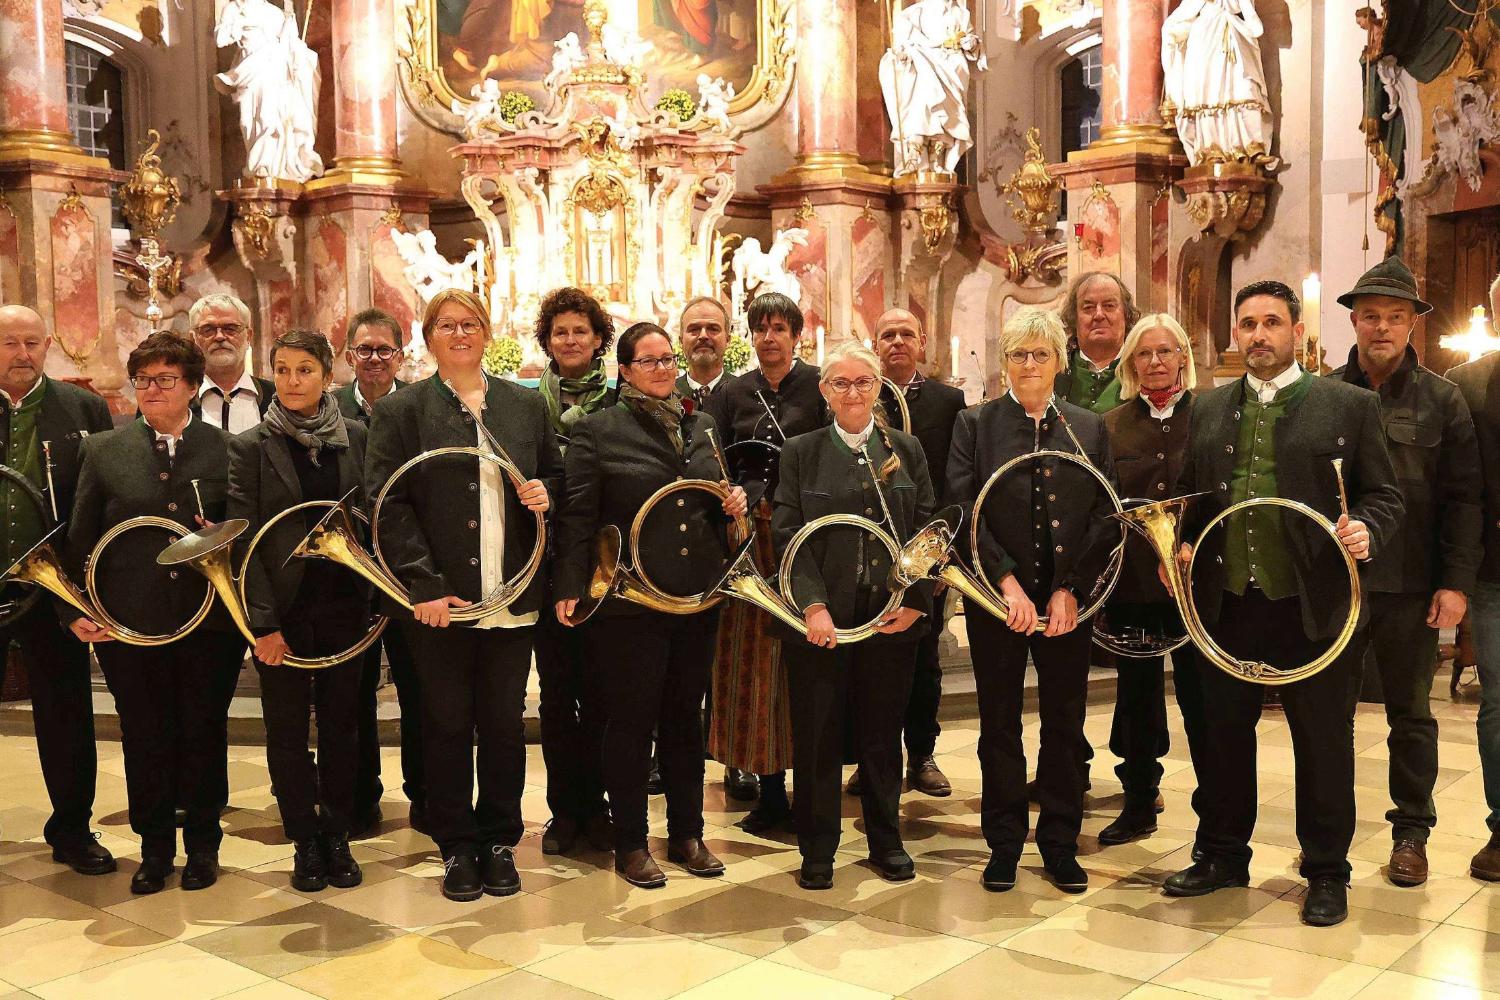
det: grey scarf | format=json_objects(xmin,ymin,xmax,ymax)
[{"xmin": 265, "ymin": 392, "xmax": 349, "ymax": 466}]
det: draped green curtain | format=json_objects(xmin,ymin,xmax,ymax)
[{"xmin": 1359, "ymin": 0, "xmax": 1495, "ymax": 254}]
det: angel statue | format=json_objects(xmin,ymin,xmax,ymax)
[
  {"xmin": 545, "ymin": 33, "xmax": 587, "ymax": 91},
  {"xmin": 1161, "ymin": 0, "xmax": 1275, "ymax": 167},
  {"xmin": 878, "ymin": 0, "xmax": 987, "ymax": 177},
  {"xmin": 697, "ymin": 75, "xmax": 736, "ymax": 131},
  {"xmin": 454, "ymin": 78, "xmax": 506, "ymax": 140},
  {"xmin": 730, "ymin": 228, "xmax": 809, "ymax": 322},
  {"xmin": 215, "ymin": 0, "xmax": 324, "ymax": 184}
]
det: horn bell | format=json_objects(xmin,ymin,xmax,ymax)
[{"xmin": 289, "ymin": 497, "xmax": 414, "ymax": 610}]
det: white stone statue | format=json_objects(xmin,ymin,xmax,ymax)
[
  {"xmin": 696, "ymin": 74, "xmax": 736, "ymax": 131},
  {"xmin": 602, "ymin": 24, "xmax": 653, "ymax": 68},
  {"xmin": 730, "ymin": 228, "xmax": 808, "ymax": 321},
  {"xmin": 1375, "ymin": 56, "xmax": 1425, "ymax": 194},
  {"xmin": 545, "ymin": 33, "xmax": 587, "ymax": 90},
  {"xmin": 454, "ymin": 78, "xmax": 505, "ymax": 140},
  {"xmin": 215, "ymin": 0, "xmax": 324, "ymax": 185},
  {"xmin": 392, "ymin": 229, "xmax": 484, "ymax": 306},
  {"xmin": 1161, "ymin": 0, "xmax": 1274, "ymax": 167},
  {"xmin": 877, "ymin": 0, "xmax": 987, "ymax": 177},
  {"xmin": 1430, "ymin": 79, "xmax": 1500, "ymax": 192}
]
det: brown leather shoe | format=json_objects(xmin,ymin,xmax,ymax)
[
  {"xmin": 907, "ymin": 756, "xmax": 952, "ymax": 797},
  {"xmin": 1388, "ymin": 839, "xmax": 1429, "ymax": 887},
  {"xmin": 1471, "ymin": 828, "xmax": 1500, "ymax": 882},
  {"xmin": 667, "ymin": 837, "xmax": 725, "ymax": 877},
  {"xmin": 615, "ymin": 848, "xmax": 666, "ymax": 888}
]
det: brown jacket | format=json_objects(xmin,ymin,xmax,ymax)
[{"xmin": 1104, "ymin": 392, "xmax": 1194, "ymax": 605}]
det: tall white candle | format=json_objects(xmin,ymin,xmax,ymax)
[
  {"xmin": 815, "ymin": 325, "xmax": 825, "ymax": 366},
  {"xmin": 951, "ymin": 335, "xmax": 961, "ymax": 377},
  {"xmin": 1302, "ymin": 273, "xmax": 1321, "ymax": 368}
]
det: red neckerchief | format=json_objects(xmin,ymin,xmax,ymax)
[{"xmin": 1142, "ymin": 385, "xmax": 1183, "ymax": 412}]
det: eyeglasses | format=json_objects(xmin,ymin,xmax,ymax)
[
  {"xmin": 431, "ymin": 319, "xmax": 485, "ymax": 337},
  {"xmin": 629, "ymin": 356, "xmax": 678, "ymax": 372},
  {"xmin": 194, "ymin": 323, "xmax": 244, "ymax": 338},
  {"xmin": 352, "ymin": 345, "xmax": 399, "ymax": 361},
  {"xmin": 825, "ymin": 376, "xmax": 879, "ymax": 394},
  {"xmin": 1005, "ymin": 348, "xmax": 1055, "ymax": 365},
  {"xmin": 1133, "ymin": 347, "xmax": 1184, "ymax": 364},
  {"xmin": 131, "ymin": 374, "xmax": 181, "ymax": 391}
]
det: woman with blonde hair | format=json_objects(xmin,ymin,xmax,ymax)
[
  {"xmin": 948, "ymin": 306, "xmax": 1118, "ymax": 894},
  {"xmin": 365, "ymin": 288, "xmax": 563, "ymax": 902},
  {"xmin": 1096, "ymin": 312, "xmax": 1207, "ymax": 848},
  {"xmin": 772, "ymin": 340, "xmax": 937, "ymax": 889}
]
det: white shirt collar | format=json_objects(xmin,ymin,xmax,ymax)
[
  {"xmin": 199, "ymin": 368, "xmax": 259, "ymax": 401},
  {"xmin": 1007, "ymin": 389, "xmax": 1054, "ymax": 419},
  {"xmin": 4, "ymin": 374, "xmax": 45, "ymax": 408},
  {"xmin": 1244, "ymin": 364, "xmax": 1303, "ymax": 403},
  {"xmin": 834, "ymin": 418, "xmax": 875, "ymax": 452},
  {"xmin": 1080, "ymin": 352, "xmax": 1113, "ymax": 374},
  {"xmin": 147, "ymin": 415, "xmax": 191, "ymax": 458},
  {"xmin": 353, "ymin": 380, "xmax": 396, "ymax": 413},
  {"xmin": 685, "ymin": 369, "xmax": 724, "ymax": 394}
]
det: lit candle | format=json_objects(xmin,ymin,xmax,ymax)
[
  {"xmin": 815, "ymin": 325, "xmax": 825, "ymax": 366},
  {"xmin": 1301, "ymin": 273, "xmax": 1321, "ymax": 369},
  {"xmin": 951, "ymin": 335, "xmax": 961, "ymax": 377},
  {"xmin": 1440, "ymin": 305, "xmax": 1500, "ymax": 359}
]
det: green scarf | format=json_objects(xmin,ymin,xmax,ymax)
[
  {"xmin": 618, "ymin": 382, "xmax": 685, "ymax": 455},
  {"xmin": 539, "ymin": 360, "xmax": 611, "ymax": 438}
]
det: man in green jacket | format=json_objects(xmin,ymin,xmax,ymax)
[{"xmin": 1055, "ymin": 271, "xmax": 1137, "ymax": 413}]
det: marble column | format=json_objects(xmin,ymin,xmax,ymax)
[
  {"xmin": 0, "ymin": 0, "xmax": 74, "ymax": 155},
  {"xmin": 1096, "ymin": 0, "xmax": 1173, "ymax": 148},
  {"xmin": 0, "ymin": 0, "xmax": 127, "ymax": 409},
  {"xmin": 326, "ymin": 0, "xmax": 405, "ymax": 182},
  {"xmin": 790, "ymin": 0, "xmax": 860, "ymax": 173},
  {"xmin": 292, "ymin": 0, "xmax": 425, "ymax": 383}
]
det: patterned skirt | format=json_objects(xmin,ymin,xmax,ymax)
[{"xmin": 707, "ymin": 502, "xmax": 793, "ymax": 773}]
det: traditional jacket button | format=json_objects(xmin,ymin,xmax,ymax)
[
  {"xmin": 680, "ymin": 547, "xmax": 689, "ymax": 556},
  {"xmin": 676, "ymin": 498, "xmax": 685, "ymax": 507},
  {"xmin": 169, "ymin": 570, "xmax": 179, "ymax": 580},
  {"xmin": 1055, "ymin": 545, "xmax": 1064, "ymax": 553},
  {"xmin": 469, "ymin": 557, "xmax": 479, "ymax": 566},
  {"xmin": 468, "ymin": 483, "xmax": 478, "ymax": 491},
  {"xmin": 1225, "ymin": 445, "xmax": 1233, "ymax": 454},
  {"xmin": 679, "ymin": 523, "xmax": 687, "ymax": 531},
  {"xmin": 864, "ymin": 508, "xmax": 873, "ymax": 516},
  {"xmin": 167, "ymin": 502, "xmax": 178, "ymax": 512},
  {"xmin": 159, "ymin": 472, "xmax": 169, "ymax": 481},
  {"xmin": 1051, "ymin": 519, "xmax": 1060, "ymax": 527},
  {"xmin": 468, "ymin": 520, "xmax": 478, "ymax": 529},
  {"xmin": 1338, "ymin": 437, "xmax": 1346, "ymax": 446},
  {"xmin": 1158, "ymin": 452, "xmax": 1166, "ymax": 460}
]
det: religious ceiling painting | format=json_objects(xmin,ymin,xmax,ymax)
[{"xmin": 404, "ymin": 0, "xmax": 788, "ymax": 129}]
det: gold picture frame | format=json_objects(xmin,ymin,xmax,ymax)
[{"xmin": 398, "ymin": 0, "xmax": 795, "ymax": 135}]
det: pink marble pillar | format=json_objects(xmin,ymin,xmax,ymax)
[
  {"xmin": 0, "ymin": 0, "xmax": 74, "ymax": 150},
  {"xmin": 329, "ymin": 0, "xmax": 403, "ymax": 176},
  {"xmin": 1098, "ymin": 0, "xmax": 1170, "ymax": 143},
  {"xmin": 792, "ymin": 0, "xmax": 859, "ymax": 168}
]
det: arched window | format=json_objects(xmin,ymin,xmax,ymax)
[
  {"xmin": 65, "ymin": 40, "xmax": 126, "ymax": 170},
  {"xmin": 1059, "ymin": 42, "xmax": 1103, "ymax": 158}
]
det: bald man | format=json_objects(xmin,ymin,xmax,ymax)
[
  {"xmin": 0, "ymin": 305, "xmax": 115, "ymax": 875},
  {"xmin": 848, "ymin": 308, "xmax": 967, "ymax": 796}
]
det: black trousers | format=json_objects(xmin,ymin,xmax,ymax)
[
  {"xmin": 257, "ymin": 611, "xmax": 366, "ymax": 843},
  {"xmin": 784, "ymin": 634, "xmax": 916, "ymax": 862},
  {"xmin": 1106, "ymin": 602, "xmax": 1176, "ymax": 804},
  {"xmin": 403, "ymin": 620, "xmax": 531, "ymax": 856},
  {"xmin": 353, "ymin": 625, "xmax": 423, "ymax": 816},
  {"xmin": 96, "ymin": 630, "xmax": 245, "ymax": 860},
  {"xmin": 903, "ymin": 589, "xmax": 946, "ymax": 760},
  {"xmin": 1170, "ymin": 643, "xmax": 1210, "ymax": 841},
  {"xmin": 1196, "ymin": 588, "xmax": 1356, "ymax": 880},
  {"xmin": 0, "ymin": 606, "xmax": 99, "ymax": 845},
  {"xmin": 593, "ymin": 609, "xmax": 718, "ymax": 852},
  {"xmin": 1343, "ymin": 591, "xmax": 1440, "ymax": 842},
  {"xmin": 968, "ymin": 610, "xmax": 1090, "ymax": 859},
  {"xmin": 534, "ymin": 612, "xmax": 607, "ymax": 824}
]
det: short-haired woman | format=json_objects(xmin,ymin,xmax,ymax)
[
  {"xmin": 228, "ymin": 330, "xmax": 372, "ymax": 893},
  {"xmin": 554, "ymin": 322, "xmax": 747, "ymax": 886},
  {"xmin": 65, "ymin": 332, "xmax": 246, "ymax": 895},
  {"xmin": 1097, "ymin": 314, "xmax": 1205, "ymax": 847},
  {"xmin": 366, "ymin": 288, "xmax": 561, "ymax": 901},
  {"xmin": 530, "ymin": 285, "xmax": 619, "ymax": 855},
  {"xmin": 948, "ymin": 307, "xmax": 1118, "ymax": 894},
  {"xmin": 772, "ymin": 342, "xmax": 936, "ymax": 890}
]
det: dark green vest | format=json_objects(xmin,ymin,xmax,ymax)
[
  {"xmin": 0, "ymin": 378, "xmax": 46, "ymax": 564},
  {"xmin": 1063, "ymin": 352, "xmax": 1123, "ymax": 414},
  {"xmin": 1224, "ymin": 373, "xmax": 1312, "ymax": 599}
]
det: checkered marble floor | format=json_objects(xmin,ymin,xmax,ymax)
[{"xmin": 0, "ymin": 673, "xmax": 1497, "ymax": 1000}]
